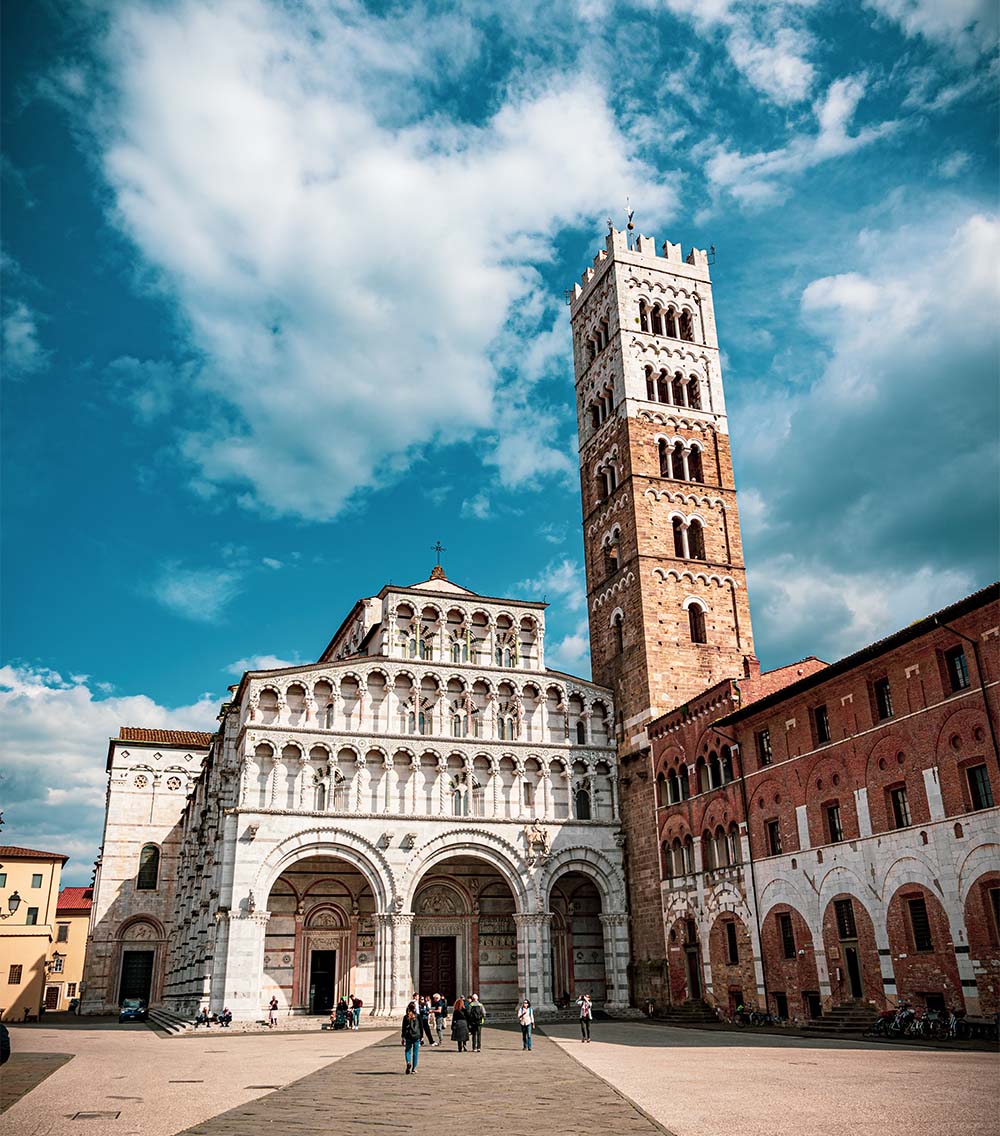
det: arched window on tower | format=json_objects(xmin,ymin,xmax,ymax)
[
  {"xmin": 658, "ymin": 439, "xmax": 671, "ymax": 478},
  {"xmin": 680, "ymin": 764, "xmax": 690, "ymax": 799},
  {"xmin": 590, "ymin": 404, "xmax": 601, "ymax": 430},
  {"xmin": 672, "ymin": 517, "xmax": 686, "ymax": 557},
  {"xmin": 721, "ymin": 745, "xmax": 734, "ymax": 783},
  {"xmin": 702, "ymin": 830, "xmax": 715, "ymax": 871},
  {"xmin": 688, "ymin": 602, "xmax": 708, "ymax": 644},
  {"xmin": 728, "ymin": 822, "xmax": 741, "ymax": 864},
  {"xmin": 576, "ymin": 719, "xmax": 586, "ymax": 745},
  {"xmin": 666, "ymin": 307, "xmax": 679, "ymax": 338},
  {"xmin": 639, "ymin": 300, "xmax": 649, "ymax": 333},
  {"xmin": 645, "ymin": 367, "xmax": 656, "ymax": 400},
  {"xmin": 709, "ymin": 751, "xmax": 723, "ymax": 789},
  {"xmin": 667, "ymin": 770, "xmax": 680, "ymax": 804},
  {"xmin": 595, "ymin": 470, "xmax": 607, "ymax": 504},
  {"xmin": 671, "ymin": 373, "xmax": 686, "ymax": 406},
  {"xmin": 687, "ymin": 376, "xmax": 702, "ymax": 409},
  {"xmin": 662, "ymin": 841, "xmax": 673, "ymax": 879},
  {"xmin": 683, "ymin": 835, "xmax": 695, "ymax": 874},
  {"xmin": 575, "ymin": 786, "xmax": 592, "ymax": 820},
  {"xmin": 688, "ymin": 519, "xmax": 706, "ymax": 560},
  {"xmin": 656, "ymin": 372, "xmax": 670, "ymax": 402},
  {"xmin": 688, "ymin": 447, "xmax": 704, "ymax": 483},
  {"xmin": 136, "ymin": 844, "xmax": 160, "ymax": 891},
  {"xmin": 612, "ymin": 611, "xmax": 624, "ymax": 654},
  {"xmin": 604, "ymin": 533, "xmax": 620, "ymax": 577},
  {"xmin": 651, "ymin": 305, "xmax": 664, "ymax": 335},
  {"xmin": 680, "ymin": 310, "xmax": 695, "ymax": 341}
]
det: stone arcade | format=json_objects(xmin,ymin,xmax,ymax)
[{"xmin": 83, "ymin": 570, "xmax": 630, "ymax": 1019}]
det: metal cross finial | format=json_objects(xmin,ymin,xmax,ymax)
[{"xmin": 431, "ymin": 541, "xmax": 446, "ymax": 567}]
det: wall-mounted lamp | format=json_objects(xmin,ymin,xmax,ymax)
[{"xmin": 0, "ymin": 891, "xmax": 22, "ymax": 919}]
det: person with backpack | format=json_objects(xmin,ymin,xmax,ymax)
[
  {"xmin": 401, "ymin": 1005, "xmax": 422, "ymax": 1074},
  {"xmin": 418, "ymin": 995, "xmax": 435, "ymax": 1045},
  {"xmin": 577, "ymin": 993, "xmax": 593, "ymax": 1042},
  {"xmin": 351, "ymin": 993, "xmax": 363, "ymax": 1030},
  {"xmin": 517, "ymin": 999, "xmax": 535, "ymax": 1050},
  {"xmin": 467, "ymin": 994, "xmax": 486, "ymax": 1051}
]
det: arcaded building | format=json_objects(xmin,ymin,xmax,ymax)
[{"xmin": 83, "ymin": 570, "xmax": 629, "ymax": 1020}]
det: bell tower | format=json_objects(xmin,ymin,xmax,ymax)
[{"xmin": 570, "ymin": 226, "xmax": 755, "ymax": 755}]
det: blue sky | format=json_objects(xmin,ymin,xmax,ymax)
[{"xmin": 2, "ymin": 0, "xmax": 997, "ymax": 883}]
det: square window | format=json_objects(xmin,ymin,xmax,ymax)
[
  {"xmin": 778, "ymin": 913, "xmax": 796, "ymax": 959},
  {"xmin": 908, "ymin": 896, "xmax": 933, "ymax": 952},
  {"xmin": 57, "ymin": 924, "xmax": 69, "ymax": 942},
  {"xmin": 967, "ymin": 764, "xmax": 995, "ymax": 811},
  {"xmin": 31, "ymin": 874, "xmax": 43, "ymax": 888},
  {"xmin": 889, "ymin": 785, "xmax": 911, "ymax": 828},
  {"xmin": 67, "ymin": 983, "xmax": 77, "ymax": 997},
  {"xmin": 825, "ymin": 803, "xmax": 844, "ymax": 843},
  {"xmin": 756, "ymin": 728, "xmax": 773, "ymax": 768},
  {"xmin": 51, "ymin": 955, "xmax": 64, "ymax": 974},
  {"xmin": 765, "ymin": 819, "xmax": 782, "ymax": 856},
  {"xmin": 873, "ymin": 677, "xmax": 894, "ymax": 721},
  {"xmin": 0, "ymin": 872, "xmax": 6, "ymax": 888},
  {"xmin": 26, "ymin": 907, "xmax": 39, "ymax": 925},
  {"xmin": 944, "ymin": 646, "xmax": 970, "ymax": 693},
  {"xmin": 8, "ymin": 964, "xmax": 22, "ymax": 984},
  {"xmin": 814, "ymin": 705, "xmax": 831, "ymax": 745}
]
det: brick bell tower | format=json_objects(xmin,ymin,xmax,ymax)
[{"xmin": 569, "ymin": 225, "xmax": 756, "ymax": 754}]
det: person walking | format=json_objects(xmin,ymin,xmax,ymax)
[
  {"xmin": 401, "ymin": 1005, "xmax": 422, "ymax": 1075},
  {"xmin": 518, "ymin": 999, "xmax": 535, "ymax": 1050},
  {"xmin": 351, "ymin": 993, "xmax": 363, "ymax": 1031},
  {"xmin": 267, "ymin": 996, "xmax": 279, "ymax": 1028},
  {"xmin": 451, "ymin": 997, "xmax": 471, "ymax": 1052},
  {"xmin": 467, "ymin": 994, "xmax": 486, "ymax": 1052},
  {"xmin": 431, "ymin": 993, "xmax": 446, "ymax": 1045},
  {"xmin": 418, "ymin": 995, "xmax": 435, "ymax": 1046},
  {"xmin": 577, "ymin": 993, "xmax": 593, "ymax": 1042}
]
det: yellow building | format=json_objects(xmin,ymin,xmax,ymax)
[
  {"xmin": 0, "ymin": 845, "xmax": 68, "ymax": 1022},
  {"xmin": 47, "ymin": 887, "xmax": 93, "ymax": 1011}
]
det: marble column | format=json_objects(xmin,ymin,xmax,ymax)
[
  {"xmin": 219, "ymin": 910, "xmax": 271, "ymax": 1021},
  {"xmin": 599, "ymin": 912, "xmax": 631, "ymax": 1011}
]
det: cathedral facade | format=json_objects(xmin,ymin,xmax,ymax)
[{"xmin": 83, "ymin": 571, "xmax": 629, "ymax": 1020}]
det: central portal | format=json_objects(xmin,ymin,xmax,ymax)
[
  {"xmin": 309, "ymin": 949, "xmax": 337, "ymax": 1014},
  {"xmin": 419, "ymin": 937, "xmax": 456, "ymax": 1001}
]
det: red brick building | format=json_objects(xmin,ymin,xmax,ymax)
[
  {"xmin": 568, "ymin": 229, "xmax": 1000, "ymax": 1023},
  {"xmin": 646, "ymin": 585, "xmax": 1000, "ymax": 1020}
]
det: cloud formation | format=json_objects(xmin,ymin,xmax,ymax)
[
  {"xmin": 0, "ymin": 665, "xmax": 218, "ymax": 884},
  {"xmin": 79, "ymin": 0, "xmax": 672, "ymax": 522}
]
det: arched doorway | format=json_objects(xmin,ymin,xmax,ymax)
[
  {"xmin": 550, "ymin": 872, "xmax": 606, "ymax": 1004},
  {"xmin": 410, "ymin": 856, "xmax": 517, "ymax": 1008},
  {"xmin": 265, "ymin": 854, "xmax": 376, "ymax": 1014}
]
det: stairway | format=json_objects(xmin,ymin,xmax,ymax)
[
  {"xmin": 148, "ymin": 1007, "xmax": 194, "ymax": 1035},
  {"xmin": 802, "ymin": 1000, "xmax": 874, "ymax": 1034},
  {"xmin": 652, "ymin": 1000, "xmax": 719, "ymax": 1026}
]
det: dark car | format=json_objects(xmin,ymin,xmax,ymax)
[{"xmin": 118, "ymin": 998, "xmax": 148, "ymax": 1023}]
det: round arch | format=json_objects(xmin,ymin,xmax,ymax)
[
  {"xmin": 541, "ymin": 845, "xmax": 624, "ymax": 914},
  {"xmin": 402, "ymin": 830, "xmax": 529, "ymax": 912},
  {"xmin": 253, "ymin": 828, "xmax": 394, "ymax": 911}
]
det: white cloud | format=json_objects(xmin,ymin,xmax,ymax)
[
  {"xmin": 261, "ymin": 557, "xmax": 283, "ymax": 570},
  {"xmin": 740, "ymin": 208, "xmax": 999, "ymax": 665},
  {"xmin": 75, "ymin": 0, "xmax": 673, "ymax": 522},
  {"xmin": 515, "ymin": 557, "xmax": 587, "ymax": 611},
  {"xmin": 660, "ymin": 0, "xmax": 817, "ymax": 105},
  {"xmin": 704, "ymin": 75, "xmax": 898, "ymax": 207},
  {"xmin": 460, "ymin": 492, "xmax": 492, "ymax": 520},
  {"xmin": 547, "ymin": 627, "xmax": 592, "ymax": 674},
  {"xmin": 105, "ymin": 356, "xmax": 179, "ymax": 422},
  {"xmin": 865, "ymin": 0, "xmax": 998, "ymax": 57},
  {"xmin": 0, "ymin": 664, "xmax": 218, "ymax": 884},
  {"xmin": 937, "ymin": 151, "xmax": 972, "ymax": 179},
  {"xmin": 150, "ymin": 562, "xmax": 243, "ymax": 622},
  {"xmin": 2, "ymin": 300, "xmax": 50, "ymax": 377},
  {"xmin": 226, "ymin": 654, "xmax": 301, "ymax": 675}
]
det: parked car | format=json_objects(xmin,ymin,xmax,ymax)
[{"xmin": 118, "ymin": 998, "xmax": 148, "ymax": 1023}]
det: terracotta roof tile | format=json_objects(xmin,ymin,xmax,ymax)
[
  {"xmin": 117, "ymin": 727, "xmax": 214, "ymax": 746},
  {"xmin": 57, "ymin": 886, "xmax": 93, "ymax": 912},
  {"xmin": 0, "ymin": 845, "xmax": 69, "ymax": 863}
]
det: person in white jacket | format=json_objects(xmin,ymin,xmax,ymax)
[
  {"xmin": 577, "ymin": 993, "xmax": 593, "ymax": 1042},
  {"xmin": 517, "ymin": 999, "xmax": 535, "ymax": 1050}
]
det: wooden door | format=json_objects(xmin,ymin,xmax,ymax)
[{"xmin": 419, "ymin": 937, "xmax": 457, "ymax": 1001}]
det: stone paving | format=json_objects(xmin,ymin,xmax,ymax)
[
  {"xmin": 0, "ymin": 1052, "xmax": 73, "ymax": 1113},
  {"xmin": 178, "ymin": 1024, "xmax": 670, "ymax": 1136}
]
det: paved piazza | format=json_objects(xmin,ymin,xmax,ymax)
[{"xmin": 3, "ymin": 1018, "xmax": 997, "ymax": 1136}]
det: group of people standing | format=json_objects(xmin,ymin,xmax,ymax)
[
  {"xmin": 402, "ymin": 992, "xmax": 594, "ymax": 1071},
  {"xmin": 401, "ymin": 993, "xmax": 487, "ymax": 1073}
]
